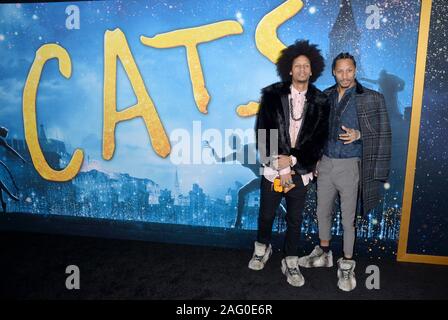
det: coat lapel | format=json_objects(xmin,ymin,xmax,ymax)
[
  {"xmin": 281, "ymin": 91, "xmax": 292, "ymax": 147},
  {"xmin": 353, "ymin": 81, "xmax": 370, "ymax": 131},
  {"xmin": 294, "ymin": 100, "xmax": 309, "ymax": 147}
]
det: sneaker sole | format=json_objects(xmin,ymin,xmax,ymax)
[
  {"xmin": 298, "ymin": 258, "xmax": 333, "ymax": 268},
  {"xmin": 337, "ymin": 280, "xmax": 356, "ymax": 292},
  {"xmin": 248, "ymin": 263, "xmax": 264, "ymax": 271}
]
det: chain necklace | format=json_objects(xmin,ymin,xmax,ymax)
[{"xmin": 289, "ymin": 96, "xmax": 306, "ymax": 121}]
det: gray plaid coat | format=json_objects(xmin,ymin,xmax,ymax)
[{"xmin": 324, "ymin": 80, "xmax": 392, "ymax": 216}]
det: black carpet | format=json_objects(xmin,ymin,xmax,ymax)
[{"xmin": 0, "ymin": 231, "xmax": 447, "ymax": 300}]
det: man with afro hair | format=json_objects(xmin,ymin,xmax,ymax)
[{"xmin": 248, "ymin": 40, "xmax": 330, "ymax": 287}]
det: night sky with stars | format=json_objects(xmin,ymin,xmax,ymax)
[{"xmin": 407, "ymin": 0, "xmax": 448, "ymax": 257}]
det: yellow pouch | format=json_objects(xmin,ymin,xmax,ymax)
[{"xmin": 273, "ymin": 177, "xmax": 283, "ymax": 192}]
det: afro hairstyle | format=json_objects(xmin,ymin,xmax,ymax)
[{"xmin": 276, "ymin": 40, "xmax": 325, "ymax": 83}]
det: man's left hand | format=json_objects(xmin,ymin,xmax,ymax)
[
  {"xmin": 272, "ymin": 155, "xmax": 291, "ymax": 170},
  {"xmin": 280, "ymin": 172, "xmax": 295, "ymax": 193},
  {"xmin": 339, "ymin": 125, "xmax": 361, "ymax": 144},
  {"xmin": 277, "ymin": 155, "xmax": 291, "ymax": 170}
]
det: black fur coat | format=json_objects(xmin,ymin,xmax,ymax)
[{"xmin": 255, "ymin": 81, "xmax": 330, "ymax": 175}]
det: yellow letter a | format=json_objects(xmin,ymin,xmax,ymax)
[{"xmin": 103, "ymin": 28, "xmax": 170, "ymax": 160}]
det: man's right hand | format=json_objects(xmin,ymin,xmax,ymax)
[{"xmin": 280, "ymin": 172, "xmax": 295, "ymax": 193}]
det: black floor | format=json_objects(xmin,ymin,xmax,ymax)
[{"xmin": 0, "ymin": 231, "xmax": 447, "ymax": 300}]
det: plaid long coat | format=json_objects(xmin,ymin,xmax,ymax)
[{"xmin": 324, "ymin": 80, "xmax": 392, "ymax": 216}]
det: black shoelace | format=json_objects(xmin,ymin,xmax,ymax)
[{"xmin": 288, "ymin": 267, "xmax": 300, "ymax": 276}]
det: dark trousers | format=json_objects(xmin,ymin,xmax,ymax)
[{"xmin": 257, "ymin": 174, "xmax": 307, "ymax": 257}]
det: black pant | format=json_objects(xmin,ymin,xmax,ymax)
[{"xmin": 257, "ymin": 174, "xmax": 307, "ymax": 257}]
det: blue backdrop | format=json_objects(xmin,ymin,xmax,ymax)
[{"xmin": 0, "ymin": 0, "xmax": 425, "ymax": 258}]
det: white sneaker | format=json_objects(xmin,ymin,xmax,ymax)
[
  {"xmin": 337, "ymin": 258, "xmax": 356, "ymax": 292},
  {"xmin": 298, "ymin": 245, "xmax": 333, "ymax": 268},
  {"xmin": 248, "ymin": 241, "xmax": 272, "ymax": 271},
  {"xmin": 281, "ymin": 256, "xmax": 305, "ymax": 287}
]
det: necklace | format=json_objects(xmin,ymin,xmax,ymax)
[{"xmin": 289, "ymin": 96, "xmax": 305, "ymax": 121}]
